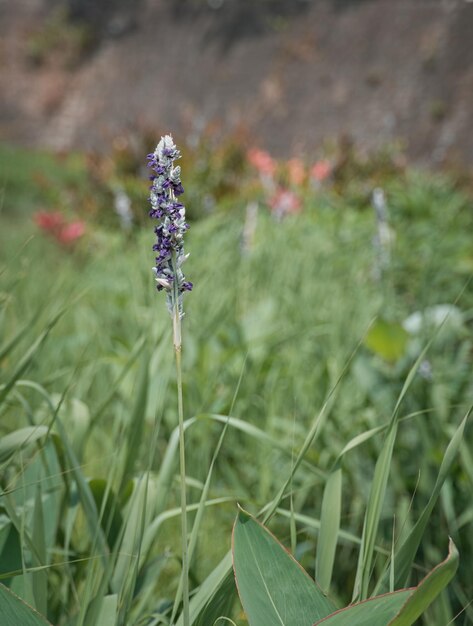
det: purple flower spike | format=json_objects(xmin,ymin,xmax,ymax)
[{"xmin": 147, "ymin": 134, "xmax": 192, "ymax": 317}]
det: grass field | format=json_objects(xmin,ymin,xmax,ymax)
[{"xmin": 0, "ymin": 140, "xmax": 472, "ymax": 625}]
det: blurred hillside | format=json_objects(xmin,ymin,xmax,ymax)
[{"xmin": 1, "ymin": 0, "xmax": 473, "ymax": 164}]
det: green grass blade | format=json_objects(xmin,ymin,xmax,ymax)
[
  {"xmin": 193, "ymin": 571, "xmax": 237, "ymax": 626},
  {"xmin": 175, "ymin": 551, "xmax": 233, "ymax": 626},
  {"xmin": 119, "ymin": 350, "xmax": 149, "ymax": 489},
  {"xmin": 262, "ymin": 331, "xmax": 365, "ymax": 524},
  {"xmin": 174, "ymin": 339, "xmax": 362, "ymax": 626},
  {"xmin": 54, "ymin": 415, "xmax": 109, "ymax": 560},
  {"xmin": 334, "ymin": 426, "xmax": 386, "ymax": 464},
  {"xmin": 275, "ymin": 508, "xmax": 390, "ymax": 556},
  {"xmin": 375, "ymin": 410, "xmax": 469, "ymax": 594},
  {"xmin": 352, "ymin": 422, "xmax": 398, "ymax": 602},
  {"xmin": 84, "ymin": 593, "xmax": 119, "ymax": 626},
  {"xmin": 97, "ymin": 594, "xmax": 118, "ymax": 626},
  {"xmin": 0, "ymin": 489, "xmax": 42, "ymax": 573},
  {"xmin": 0, "ymin": 426, "xmax": 48, "ymax": 464},
  {"xmin": 89, "ymin": 336, "xmax": 146, "ymax": 429},
  {"xmin": 316, "ymin": 467, "xmax": 342, "ymax": 593},
  {"xmin": 152, "ymin": 417, "xmax": 197, "ymax": 518},
  {"xmin": 201, "ymin": 414, "xmax": 326, "ymax": 480},
  {"xmin": 31, "ymin": 486, "xmax": 47, "ymax": 617},
  {"xmin": 232, "ymin": 508, "xmax": 336, "ymax": 626},
  {"xmin": 111, "ymin": 475, "xmax": 148, "ymax": 598},
  {"xmin": 171, "ymin": 414, "xmax": 232, "ymax": 624},
  {"xmin": 351, "ymin": 331, "xmax": 443, "ymax": 602},
  {"xmin": 88, "ymin": 478, "xmax": 124, "ymax": 549},
  {"xmin": 0, "ymin": 309, "xmax": 64, "ymax": 405},
  {"xmin": 0, "ymin": 521, "xmax": 22, "ymax": 582},
  {"xmin": 0, "ymin": 309, "xmax": 40, "ymax": 364},
  {"xmin": 172, "ymin": 360, "xmax": 246, "ymax": 625}
]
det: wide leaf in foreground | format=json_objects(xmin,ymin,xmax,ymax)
[
  {"xmin": 313, "ymin": 539, "xmax": 458, "ymax": 626},
  {"xmin": 0, "ymin": 583, "xmax": 52, "ymax": 626},
  {"xmin": 313, "ymin": 590, "xmax": 412, "ymax": 626},
  {"xmin": 232, "ymin": 508, "xmax": 336, "ymax": 626}
]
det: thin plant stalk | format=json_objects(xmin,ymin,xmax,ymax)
[{"xmin": 172, "ymin": 257, "xmax": 190, "ymax": 626}]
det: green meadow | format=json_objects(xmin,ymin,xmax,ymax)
[{"xmin": 0, "ymin": 140, "xmax": 472, "ymax": 625}]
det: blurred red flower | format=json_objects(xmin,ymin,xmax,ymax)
[
  {"xmin": 34, "ymin": 211, "xmax": 65, "ymax": 233},
  {"xmin": 247, "ymin": 148, "xmax": 276, "ymax": 177},
  {"xmin": 34, "ymin": 211, "xmax": 85, "ymax": 247},
  {"xmin": 310, "ymin": 159, "xmax": 332, "ymax": 182},
  {"xmin": 58, "ymin": 221, "xmax": 86, "ymax": 244},
  {"xmin": 269, "ymin": 188, "xmax": 302, "ymax": 218}
]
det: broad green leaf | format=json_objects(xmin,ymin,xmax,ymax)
[
  {"xmin": 233, "ymin": 508, "xmax": 336, "ymax": 626},
  {"xmin": 10, "ymin": 573, "xmax": 35, "ymax": 610},
  {"xmin": 364, "ymin": 319, "xmax": 409, "ymax": 362},
  {"xmin": 388, "ymin": 539, "xmax": 459, "ymax": 625},
  {"xmin": 314, "ymin": 540, "xmax": 458, "ymax": 626},
  {"xmin": 160, "ymin": 492, "xmax": 389, "ymax": 625},
  {"xmin": 0, "ymin": 583, "xmax": 52, "ymax": 626},
  {"xmin": 0, "ymin": 426, "xmax": 48, "ymax": 464},
  {"xmin": 313, "ymin": 590, "xmax": 413, "ymax": 626}
]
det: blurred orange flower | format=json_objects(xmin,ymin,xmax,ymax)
[{"xmin": 287, "ymin": 158, "xmax": 306, "ymax": 186}]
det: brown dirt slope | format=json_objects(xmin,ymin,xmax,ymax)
[{"xmin": 1, "ymin": 0, "xmax": 472, "ymax": 164}]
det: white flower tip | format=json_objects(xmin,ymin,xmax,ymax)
[{"xmin": 156, "ymin": 277, "xmax": 172, "ymax": 290}]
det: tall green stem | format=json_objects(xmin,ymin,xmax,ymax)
[{"xmin": 172, "ymin": 264, "xmax": 190, "ymax": 626}]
